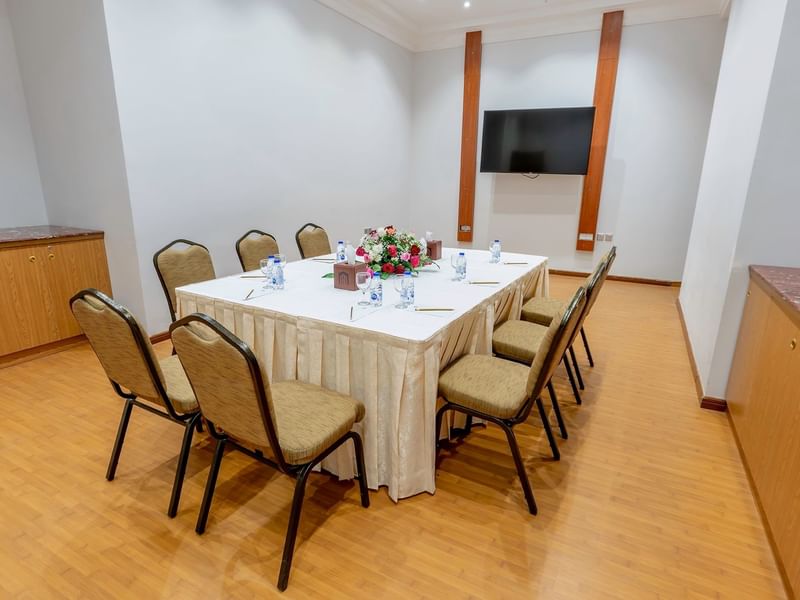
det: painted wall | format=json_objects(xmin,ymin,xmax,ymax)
[
  {"xmin": 0, "ymin": 0, "xmax": 45, "ymax": 228},
  {"xmin": 410, "ymin": 16, "xmax": 725, "ymax": 281},
  {"xmin": 703, "ymin": 0, "xmax": 799, "ymax": 398},
  {"xmin": 8, "ymin": 0, "xmax": 147, "ymax": 320},
  {"xmin": 679, "ymin": 0, "xmax": 788, "ymax": 398},
  {"xmin": 102, "ymin": 0, "xmax": 413, "ymax": 332}
]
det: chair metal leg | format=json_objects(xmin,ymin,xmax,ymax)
[
  {"xmin": 569, "ymin": 345, "xmax": 585, "ymax": 390},
  {"xmin": 547, "ymin": 381, "xmax": 568, "ymax": 440},
  {"xmin": 196, "ymin": 437, "xmax": 226, "ymax": 534},
  {"xmin": 277, "ymin": 464, "xmax": 313, "ymax": 591},
  {"xmin": 580, "ymin": 326, "xmax": 595, "ymax": 367},
  {"xmin": 435, "ymin": 404, "xmax": 449, "ymax": 456},
  {"xmin": 350, "ymin": 433, "xmax": 370, "ymax": 508},
  {"xmin": 499, "ymin": 422, "xmax": 537, "ymax": 515},
  {"xmin": 535, "ymin": 397, "xmax": 560, "ymax": 461},
  {"xmin": 167, "ymin": 414, "xmax": 199, "ymax": 518},
  {"xmin": 563, "ymin": 357, "xmax": 582, "ymax": 405},
  {"xmin": 195, "ymin": 417, "xmax": 204, "ymax": 433},
  {"xmin": 106, "ymin": 398, "xmax": 134, "ymax": 481}
]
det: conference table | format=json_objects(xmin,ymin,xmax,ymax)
[{"xmin": 176, "ymin": 248, "xmax": 548, "ymax": 501}]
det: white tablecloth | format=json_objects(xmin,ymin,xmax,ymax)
[{"xmin": 176, "ymin": 249, "xmax": 548, "ymax": 500}]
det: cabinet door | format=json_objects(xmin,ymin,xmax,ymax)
[
  {"xmin": 0, "ymin": 245, "xmax": 61, "ymax": 354},
  {"xmin": 43, "ymin": 238, "xmax": 113, "ymax": 339}
]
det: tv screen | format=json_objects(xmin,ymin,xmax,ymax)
[{"xmin": 480, "ymin": 107, "xmax": 596, "ymax": 175}]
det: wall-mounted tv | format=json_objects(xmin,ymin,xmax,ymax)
[{"xmin": 480, "ymin": 107, "xmax": 596, "ymax": 175}]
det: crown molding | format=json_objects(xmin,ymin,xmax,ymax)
[{"xmin": 315, "ymin": 0, "xmax": 728, "ymax": 53}]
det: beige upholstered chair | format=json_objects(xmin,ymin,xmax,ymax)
[
  {"xmin": 437, "ymin": 287, "xmax": 587, "ymax": 515},
  {"xmin": 70, "ymin": 289, "xmax": 201, "ymax": 518},
  {"xmin": 521, "ymin": 246, "xmax": 616, "ymax": 390},
  {"xmin": 235, "ymin": 229, "xmax": 280, "ymax": 272},
  {"xmin": 153, "ymin": 239, "xmax": 216, "ymax": 322},
  {"xmin": 170, "ymin": 313, "xmax": 369, "ymax": 591},
  {"xmin": 295, "ymin": 223, "xmax": 331, "ymax": 259}
]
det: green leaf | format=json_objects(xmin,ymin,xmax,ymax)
[{"xmin": 321, "ymin": 272, "xmax": 334, "ymax": 279}]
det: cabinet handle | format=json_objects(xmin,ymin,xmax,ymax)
[
  {"xmin": 48, "ymin": 253, "xmax": 55, "ymax": 260},
  {"xmin": 28, "ymin": 255, "xmax": 36, "ymax": 263},
  {"xmin": 791, "ymin": 339, "xmax": 797, "ymax": 351}
]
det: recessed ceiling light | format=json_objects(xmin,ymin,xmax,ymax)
[{"xmin": 464, "ymin": 1, "xmax": 471, "ymax": 7}]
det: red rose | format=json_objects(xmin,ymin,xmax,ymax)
[
  {"xmin": 410, "ymin": 255, "xmax": 420, "ymax": 268},
  {"xmin": 382, "ymin": 263, "xmax": 395, "ymax": 274},
  {"xmin": 410, "ymin": 244, "xmax": 420, "ymax": 256},
  {"xmin": 395, "ymin": 264, "xmax": 405, "ymax": 275},
  {"xmin": 388, "ymin": 245, "xmax": 398, "ymax": 257},
  {"xmin": 356, "ymin": 246, "xmax": 366, "ymax": 257}
]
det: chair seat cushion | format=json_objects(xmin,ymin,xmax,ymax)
[
  {"xmin": 521, "ymin": 296, "xmax": 566, "ymax": 326},
  {"xmin": 270, "ymin": 381, "xmax": 365, "ymax": 465},
  {"xmin": 492, "ymin": 320, "xmax": 548, "ymax": 364},
  {"xmin": 159, "ymin": 355, "xmax": 199, "ymax": 414},
  {"xmin": 438, "ymin": 354, "xmax": 529, "ymax": 420}
]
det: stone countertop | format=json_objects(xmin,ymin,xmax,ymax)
[
  {"xmin": 0, "ymin": 225, "xmax": 104, "ymax": 246},
  {"xmin": 750, "ymin": 265, "xmax": 800, "ymax": 321}
]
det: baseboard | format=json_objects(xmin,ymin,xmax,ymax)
[
  {"xmin": 0, "ymin": 335, "xmax": 86, "ymax": 370},
  {"xmin": 550, "ymin": 269, "xmax": 680, "ymax": 287},
  {"xmin": 675, "ymin": 298, "xmax": 728, "ymax": 412},
  {"xmin": 150, "ymin": 331, "xmax": 171, "ymax": 344}
]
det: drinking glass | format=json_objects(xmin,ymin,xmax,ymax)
[
  {"xmin": 356, "ymin": 271, "xmax": 372, "ymax": 306},
  {"xmin": 260, "ymin": 257, "xmax": 274, "ymax": 290}
]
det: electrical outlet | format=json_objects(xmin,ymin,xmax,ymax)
[
  {"xmin": 606, "ymin": 233, "xmax": 614, "ymax": 242},
  {"xmin": 596, "ymin": 233, "xmax": 604, "ymax": 242}
]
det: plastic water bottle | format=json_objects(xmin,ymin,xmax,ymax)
[
  {"xmin": 262, "ymin": 255, "xmax": 275, "ymax": 290},
  {"xmin": 457, "ymin": 252, "xmax": 467, "ymax": 281},
  {"xmin": 402, "ymin": 272, "xmax": 415, "ymax": 308},
  {"xmin": 370, "ymin": 279, "xmax": 383, "ymax": 307},
  {"xmin": 490, "ymin": 239, "xmax": 501, "ymax": 264},
  {"xmin": 336, "ymin": 240, "xmax": 346, "ymax": 263},
  {"xmin": 272, "ymin": 259, "xmax": 285, "ymax": 290}
]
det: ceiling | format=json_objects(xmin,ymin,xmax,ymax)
[{"xmin": 315, "ymin": 0, "xmax": 731, "ymax": 51}]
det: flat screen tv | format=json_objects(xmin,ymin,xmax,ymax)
[{"xmin": 480, "ymin": 107, "xmax": 596, "ymax": 175}]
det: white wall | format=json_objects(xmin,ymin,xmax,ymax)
[
  {"xmin": 8, "ymin": 0, "xmax": 147, "ymax": 320},
  {"xmin": 102, "ymin": 0, "xmax": 413, "ymax": 333},
  {"xmin": 0, "ymin": 0, "xmax": 45, "ymax": 228},
  {"xmin": 679, "ymin": 0, "xmax": 788, "ymax": 398},
  {"xmin": 702, "ymin": 0, "xmax": 799, "ymax": 398},
  {"xmin": 410, "ymin": 16, "xmax": 725, "ymax": 281}
]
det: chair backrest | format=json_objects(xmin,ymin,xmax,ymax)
[
  {"xmin": 236, "ymin": 230, "xmax": 280, "ymax": 272},
  {"xmin": 169, "ymin": 313, "xmax": 287, "ymax": 469},
  {"xmin": 70, "ymin": 288, "xmax": 172, "ymax": 411},
  {"xmin": 572, "ymin": 246, "xmax": 616, "ymax": 340},
  {"xmin": 525, "ymin": 286, "xmax": 588, "ymax": 401},
  {"xmin": 153, "ymin": 239, "xmax": 216, "ymax": 322},
  {"xmin": 295, "ymin": 223, "xmax": 331, "ymax": 259}
]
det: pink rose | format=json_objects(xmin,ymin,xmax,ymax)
[
  {"xmin": 410, "ymin": 255, "xmax": 420, "ymax": 268},
  {"xmin": 401, "ymin": 252, "xmax": 411, "ymax": 261}
]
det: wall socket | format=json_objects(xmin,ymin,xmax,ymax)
[{"xmin": 595, "ymin": 233, "xmax": 614, "ymax": 242}]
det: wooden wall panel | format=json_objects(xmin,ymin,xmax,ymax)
[
  {"xmin": 577, "ymin": 11, "xmax": 623, "ymax": 252},
  {"xmin": 457, "ymin": 31, "xmax": 482, "ymax": 243}
]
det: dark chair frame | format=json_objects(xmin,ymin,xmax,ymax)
[
  {"xmin": 294, "ymin": 222, "xmax": 329, "ymax": 259},
  {"xmin": 153, "ymin": 238, "xmax": 213, "ymax": 323},
  {"xmin": 436, "ymin": 287, "xmax": 586, "ymax": 516},
  {"xmin": 578, "ymin": 245, "xmax": 617, "ymax": 370},
  {"xmin": 234, "ymin": 229, "xmax": 279, "ymax": 272},
  {"xmin": 170, "ymin": 313, "xmax": 370, "ymax": 591},
  {"xmin": 70, "ymin": 289, "xmax": 201, "ymax": 518}
]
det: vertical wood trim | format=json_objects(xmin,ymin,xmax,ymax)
[
  {"xmin": 576, "ymin": 11, "xmax": 623, "ymax": 252},
  {"xmin": 457, "ymin": 30, "xmax": 482, "ymax": 243}
]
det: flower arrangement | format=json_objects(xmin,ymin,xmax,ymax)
[{"xmin": 357, "ymin": 226, "xmax": 435, "ymax": 279}]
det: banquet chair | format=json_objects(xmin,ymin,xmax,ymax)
[
  {"xmin": 153, "ymin": 239, "xmax": 216, "ymax": 323},
  {"xmin": 295, "ymin": 222, "xmax": 331, "ymax": 259},
  {"xmin": 436, "ymin": 287, "xmax": 586, "ymax": 515},
  {"xmin": 70, "ymin": 289, "xmax": 201, "ymax": 518},
  {"xmin": 522, "ymin": 246, "xmax": 616, "ymax": 375},
  {"xmin": 235, "ymin": 229, "xmax": 280, "ymax": 272},
  {"xmin": 170, "ymin": 313, "xmax": 369, "ymax": 591}
]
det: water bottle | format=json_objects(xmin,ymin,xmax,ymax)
[
  {"xmin": 402, "ymin": 272, "xmax": 415, "ymax": 308},
  {"xmin": 272, "ymin": 258, "xmax": 285, "ymax": 290},
  {"xmin": 336, "ymin": 240, "xmax": 346, "ymax": 263},
  {"xmin": 370, "ymin": 279, "xmax": 383, "ymax": 307},
  {"xmin": 457, "ymin": 252, "xmax": 467, "ymax": 281},
  {"xmin": 490, "ymin": 240, "xmax": 501, "ymax": 264}
]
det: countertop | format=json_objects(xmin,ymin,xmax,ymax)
[
  {"xmin": 0, "ymin": 225, "xmax": 104, "ymax": 247},
  {"xmin": 750, "ymin": 265, "xmax": 800, "ymax": 323}
]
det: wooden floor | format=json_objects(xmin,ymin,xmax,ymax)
[{"xmin": 0, "ymin": 276, "xmax": 787, "ymax": 599}]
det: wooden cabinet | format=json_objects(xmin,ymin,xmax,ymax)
[
  {"xmin": 727, "ymin": 266, "xmax": 800, "ymax": 597},
  {"xmin": 0, "ymin": 227, "xmax": 112, "ymax": 358}
]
